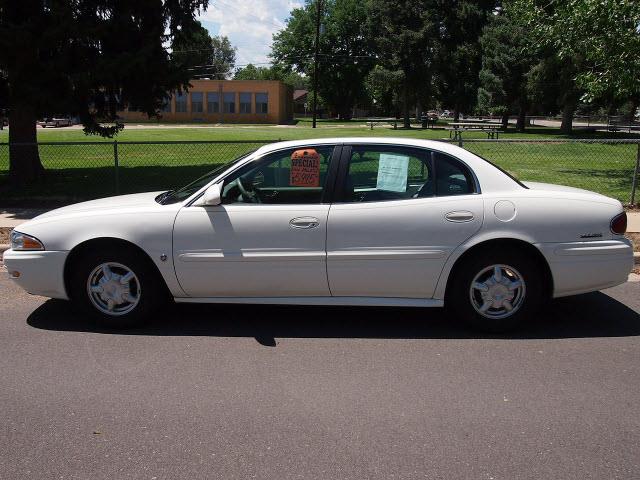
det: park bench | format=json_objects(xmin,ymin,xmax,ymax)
[
  {"xmin": 608, "ymin": 119, "xmax": 640, "ymax": 133},
  {"xmin": 447, "ymin": 121, "xmax": 502, "ymax": 140}
]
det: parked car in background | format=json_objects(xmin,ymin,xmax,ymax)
[
  {"xmin": 440, "ymin": 110, "xmax": 451, "ymax": 118},
  {"xmin": 38, "ymin": 116, "xmax": 73, "ymax": 128},
  {"xmin": 426, "ymin": 110, "xmax": 439, "ymax": 121},
  {"xmin": 3, "ymin": 138, "xmax": 633, "ymax": 332}
]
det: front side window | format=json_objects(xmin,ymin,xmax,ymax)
[
  {"xmin": 175, "ymin": 92, "xmax": 187, "ymax": 113},
  {"xmin": 239, "ymin": 92, "xmax": 252, "ymax": 113},
  {"xmin": 221, "ymin": 146, "xmax": 336, "ymax": 205},
  {"xmin": 255, "ymin": 92, "xmax": 268, "ymax": 114},
  {"xmin": 207, "ymin": 92, "xmax": 219, "ymax": 113},
  {"xmin": 223, "ymin": 92, "xmax": 235, "ymax": 113},
  {"xmin": 340, "ymin": 146, "xmax": 475, "ymax": 203},
  {"xmin": 191, "ymin": 92, "xmax": 203, "ymax": 113}
]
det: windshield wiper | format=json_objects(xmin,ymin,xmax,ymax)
[{"xmin": 156, "ymin": 190, "xmax": 175, "ymax": 205}]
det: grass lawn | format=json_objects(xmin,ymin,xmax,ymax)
[{"xmin": 0, "ymin": 122, "xmax": 638, "ymax": 204}]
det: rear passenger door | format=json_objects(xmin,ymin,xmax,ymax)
[{"xmin": 326, "ymin": 144, "xmax": 483, "ymax": 299}]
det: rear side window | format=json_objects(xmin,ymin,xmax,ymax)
[
  {"xmin": 343, "ymin": 146, "xmax": 433, "ymax": 202},
  {"xmin": 433, "ymin": 152, "xmax": 476, "ymax": 196}
]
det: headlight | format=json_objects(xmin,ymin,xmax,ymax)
[{"xmin": 10, "ymin": 231, "xmax": 45, "ymax": 251}]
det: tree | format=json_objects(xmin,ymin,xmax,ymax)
[
  {"xmin": 434, "ymin": 0, "xmax": 496, "ymax": 121},
  {"xmin": 171, "ymin": 23, "xmax": 236, "ymax": 79},
  {"xmin": 477, "ymin": 8, "xmax": 536, "ymax": 131},
  {"xmin": 0, "ymin": 0, "xmax": 208, "ymax": 184},
  {"xmin": 527, "ymin": 53, "xmax": 583, "ymax": 134},
  {"xmin": 233, "ymin": 64, "xmax": 308, "ymax": 90},
  {"xmin": 513, "ymin": 0, "xmax": 640, "ymax": 104},
  {"xmin": 367, "ymin": 0, "xmax": 437, "ymax": 128},
  {"xmin": 271, "ymin": 0, "xmax": 375, "ymax": 120}
]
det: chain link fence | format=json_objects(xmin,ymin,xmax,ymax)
[{"xmin": 0, "ymin": 139, "xmax": 639, "ymax": 204}]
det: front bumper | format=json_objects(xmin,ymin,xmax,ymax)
[
  {"xmin": 537, "ymin": 238, "xmax": 634, "ymax": 298},
  {"xmin": 2, "ymin": 249, "xmax": 69, "ymax": 300}
]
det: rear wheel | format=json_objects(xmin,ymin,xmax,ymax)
[
  {"xmin": 69, "ymin": 248, "xmax": 166, "ymax": 328},
  {"xmin": 447, "ymin": 247, "xmax": 544, "ymax": 332}
]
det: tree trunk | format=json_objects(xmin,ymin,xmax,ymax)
[
  {"xmin": 8, "ymin": 100, "xmax": 43, "ymax": 184},
  {"xmin": 560, "ymin": 103, "xmax": 575, "ymax": 135},
  {"xmin": 516, "ymin": 107, "xmax": 526, "ymax": 133},
  {"xmin": 628, "ymin": 96, "xmax": 639, "ymax": 123},
  {"xmin": 454, "ymin": 109, "xmax": 460, "ymax": 122},
  {"xmin": 501, "ymin": 112, "xmax": 509, "ymax": 130},
  {"xmin": 402, "ymin": 81, "xmax": 410, "ymax": 129}
]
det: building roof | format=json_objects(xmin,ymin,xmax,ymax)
[{"xmin": 293, "ymin": 89, "xmax": 308, "ymax": 102}]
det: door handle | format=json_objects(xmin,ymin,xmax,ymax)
[
  {"xmin": 290, "ymin": 217, "xmax": 320, "ymax": 229},
  {"xmin": 445, "ymin": 211, "xmax": 474, "ymax": 223}
]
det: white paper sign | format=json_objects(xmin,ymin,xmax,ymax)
[{"xmin": 376, "ymin": 153, "xmax": 409, "ymax": 193}]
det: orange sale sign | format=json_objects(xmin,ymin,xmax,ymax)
[{"xmin": 290, "ymin": 149, "xmax": 321, "ymax": 187}]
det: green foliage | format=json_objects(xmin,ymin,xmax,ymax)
[
  {"xmin": 272, "ymin": 0, "xmax": 375, "ymax": 119},
  {"xmin": 512, "ymin": 0, "xmax": 640, "ymax": 102},
  {"xmin": 434, "ymin": 0, "xmax": 496, "ymax": 118},
  {"xmin": 233, "ymin": 64, "xmax": 308, "ymax": 89},
  {"xmin": 477, "ymin": 9, "xmax": 536, "ymax": 124},
  {"xmin": 0, "ymin": 0, "xmax": 209, "ymax": 137},
  {"xmin": 171, "ymin": 21, "xmax": 236, "ymax": 80},
  {"xmin": 367, "ymin": 0, "xmax": 438, "ymax": 124}
]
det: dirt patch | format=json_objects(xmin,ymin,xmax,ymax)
[
  {"xmin": 0, "ymin": 227, "xmax": 10, "ymax": 245},
  {"xmin": 627, "ymin": 232, "xmax": 640, "ymax": 252}
]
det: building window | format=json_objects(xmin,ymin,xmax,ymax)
[
  {"xmin": 207, "ymin": 92, "xmax": 219, "ymax": 113},
  {"xmin": 256, "ymin": 93, "xmax": 268, "ymax": 114},
  {"xmin": 223, "ymin": 92, "xmax": 235, "ymax": 113},
  {"xmin": 239, "ymin": 93, "xmax": 252, "ymax": 113},
  {"xmin": 191, "ymin": 92, "xmax": 203, "ymax": 113},
  {"xmin": 175, "ymin": 92, "xmax": 187, "ymax": 113}
]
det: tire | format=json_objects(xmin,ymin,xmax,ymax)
[
  {"xmin": 68, "ymin": 247, "xmax": 167, "ymax": 328},
  {"xmin": 447, "ymin": 247, "xmax": 544, "ymax": 333}
]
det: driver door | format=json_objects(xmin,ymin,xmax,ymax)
[{"xmin": 172, "ymin": 145, "xmax": 339, "ymax": 298}]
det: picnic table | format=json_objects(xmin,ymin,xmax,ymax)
[
  {"xmin": 367, "ymin": 118, "xmax": 398, "ymax": 130},
  {"xmin": 446, "ymin": 121, "xmax": 502, "ymax": 140}
]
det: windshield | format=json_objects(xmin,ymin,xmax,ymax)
[{"xmin": 156, "ymin": 151, "xmax": 255, "ymax": 205}]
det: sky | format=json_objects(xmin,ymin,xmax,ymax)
[{"xmin": 197, "ymin": 0, "xmax": 303, "ymax": 69}]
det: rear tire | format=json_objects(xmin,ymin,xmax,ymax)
[
  {"xmin": 447, "ymin": 247, "xmax": 544, "ymax": 333},
  {"xmin": 68, "ymin": 247, "xmax": 167, "ymax": 328}
]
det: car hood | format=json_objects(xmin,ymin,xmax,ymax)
[{"xmin": 24, "ymin": 191, "xmax": 165, "ymax": 225}]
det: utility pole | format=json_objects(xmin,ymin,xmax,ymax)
[{"xmin": 312, "ymin": 0, "xmax": 322, "ymax": 128}]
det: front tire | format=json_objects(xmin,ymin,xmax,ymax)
[
  {"xmin": 69, "ymin": 248, "xmax": 166, "ymax": 328},
  {"xmin": 447, "ymin": 247, "xmax": 544, "ymax": 332}
]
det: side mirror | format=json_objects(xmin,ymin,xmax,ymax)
[{"xmin": 194, "ymin": 184, "xmax": 222, "ymax": 206}]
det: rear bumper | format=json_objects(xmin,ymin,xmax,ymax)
[
  {"xmin": 2, "ymin": 249, "xmax": 69, "ymax": 300},
  {"xmin": 537, "ymin": 238, "xmax": 634, "ymax": 298}
]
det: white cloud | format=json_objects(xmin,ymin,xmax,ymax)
[{"xmin": 198, "ymin": 0, "xmax": 303, "ymax": 68}]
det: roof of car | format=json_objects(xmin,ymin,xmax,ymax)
[{"xmin": 254, "ymin": 137, "xmax": 461, "ymax": 155}]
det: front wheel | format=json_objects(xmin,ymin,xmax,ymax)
[
  {"xmin": 447, "ymin": 248, "xmax": 544, "ymax": 332},
  {"xmin": 69, "ymin": 248, "xmax": 166, "ymax": 328}
]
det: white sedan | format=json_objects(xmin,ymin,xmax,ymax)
[{"xmin": 3, "ymin": 138, "xmax": 634, "ymax": 331}]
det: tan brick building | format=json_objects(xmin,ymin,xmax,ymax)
[{"xmin": 118, "ymin": 79, "xmax": 293, "ymax": 124}]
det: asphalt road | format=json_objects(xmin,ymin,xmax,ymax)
[{"xmin": 1, "ymin": 275, "xmax": 640, "ymax": 480}]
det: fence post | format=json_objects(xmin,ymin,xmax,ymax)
[
  {"xmin": 631, "ymin": 144, "xmax": 640, "ymax": 206},
  {"xmin": 458, "ymin": 135, "xmax": 464, "ymax": 148},
  {"xmin": 113, "ymin": 140, "xmax": 120, "ymax": 195}
]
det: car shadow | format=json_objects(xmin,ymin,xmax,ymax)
[{"xmin": 26, "ymin": 290, "xmax": 640, "ymax": 345}]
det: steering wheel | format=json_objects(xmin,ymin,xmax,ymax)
[{"xmin": 236, "ymin": 176, "xmax": 259, "ymax": 203}]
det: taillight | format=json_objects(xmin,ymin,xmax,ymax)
[{"xmin": 610, "ymin": 212, "xmax": 627, "ymax": 235}]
